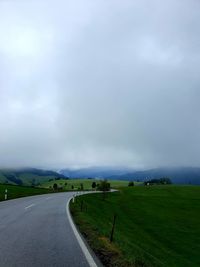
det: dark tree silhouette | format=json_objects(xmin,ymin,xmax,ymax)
[{"xmin": 53, "ymin": 183, "xmax": 58, "ymax": 191}]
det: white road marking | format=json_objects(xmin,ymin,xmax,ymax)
[
  {"xmin": 25, "ymin": 204, "xmax": 35, "ymax": 210},
  {"xmin": 46, "ymin": 197, "xmax": 52, "ymax": 200},
  {"xmin": 66, "ymin": 197, "xmax": 98, "ymax": 267}
]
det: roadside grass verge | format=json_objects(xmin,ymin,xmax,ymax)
[
  {"xmin": 70, "ymin": 185, "xmax": 200, "ymax": 267},
  {"xmin": 0, "ymin": 184, "xmax": 50, "ymax": 201}
]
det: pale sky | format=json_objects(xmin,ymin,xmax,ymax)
[{"xmin": 0, "ymin": 0, "xmax": 200, "ymax": 169}]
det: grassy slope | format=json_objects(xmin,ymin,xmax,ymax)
[
  {"xmin": 41, "ymin": 179, "xmax": 130, "ymax": 190},
  {"xmin": 0, "ymin": 184, "xmax": 50, "ymax": 201},
  {"xmin": 70, "ymin": 185, "xmax": 200, "ymax": 267},
  {"xmin": 19, "ymin": 174, "xmax": 59, "ymax": 185},
  {"xmin": 0, "ymin": 169, "xmax": 65, "ymax": 186}
]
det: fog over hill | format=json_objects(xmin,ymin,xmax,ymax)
[{"xmin": 60, "ymin": 167, "xmax": 200, "ymax": 185}]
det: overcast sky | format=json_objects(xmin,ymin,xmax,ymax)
[{"xmin": 0, "ymin": 0, "xmax": 200, "ymax": 169}]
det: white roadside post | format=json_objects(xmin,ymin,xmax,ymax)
[{"xmin": 5, "ymin": 189, "xmax": 8, "ymax": 200}]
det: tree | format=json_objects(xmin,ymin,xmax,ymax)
[
  {"xmin": 80, "ymin": 183, "xmax": 84, "ymax": 190},
  {"xmin": 31, "ymin": 178, "xmax": 36, "ymax": 187},
  {"xmin": 128, "ymin": 181, "xmax": 134, "ymax": 186},
  {"xmin": 71, "ymin": 185, "xmax": 74, "ymax": 190},
  {"xmin": 92, "ymin": 181, "xmax": 97, "ymax": 189},
  {"xmin": 97, "ymin": 180, "xmax": 110, "ymax": 191},
  {"xmin": 53, "ymin": 183, "xmax": 58, "ymax": 191},
  {"xmin": 97, "ymin": 180, "xmax": 111, "ymax": 200}
]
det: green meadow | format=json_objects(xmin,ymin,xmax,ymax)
[
  {"xmin": 0, "ymin": 184, "xmax": 50, "ymax": 201},
  {"xmin": 41, "ymin": 178, "xmax": 130, "ymax": 190},
  {"xmin": 70, "ymin": 185, "xmax": 200, "ymax": 267}
]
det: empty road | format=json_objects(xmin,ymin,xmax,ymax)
[{"xmin": 0, "ymin": 192, "xmax": 96, "ymax": 267}]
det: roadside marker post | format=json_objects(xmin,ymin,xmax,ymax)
[{"xmin": 5, "ymin": 189, "xmax": 8, "ymax": 200}]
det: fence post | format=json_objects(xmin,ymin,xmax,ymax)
[
  {"xmin": 80, "ymin": 200, "xmax": 83, "ymax": 212},
  {"xmin": 110, "ymin": 214, "xmax": 117, "ymax": 242}
]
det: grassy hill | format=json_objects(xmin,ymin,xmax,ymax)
[
  {"xmin": 0, "ymin": 184, "xmax": 50, "ymax": 201},
  {"xmin": 70, "ymin": 185, "xmax": 200, "ymax": 267},
  {"xmin": 41, "ymin": 179, "xmax": 130, "ymax": 190},
  {"xmin": 0, "ymin": 168, "xmax": 65, "ymax": 186}
]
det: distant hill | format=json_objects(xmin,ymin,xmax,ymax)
[
  {"xmin": 59, "ymin": 166, "xmax": 134, "ymax": 179},
  {"xmin": 0, "ymin": 168, "xmax": 65, "ymax": 186},
  {"xmin": 60, "ymin": 167, "xmax": 200, "ymax": 185},
  {"xmin": 107, "ymin": 167, "xmax": 200, "ymax": 185},
  {"xmin": 1, "ymin": 166, "xmax": 200, "ymax": 186}
]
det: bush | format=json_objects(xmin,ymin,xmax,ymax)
[{"xmin": 128, "ymin": 181, "xmax": 134, "ymax": 186}]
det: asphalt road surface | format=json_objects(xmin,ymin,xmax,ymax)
[{"xmin": 0, "ymin": 192, "xmax": 94, "ymax": 267}]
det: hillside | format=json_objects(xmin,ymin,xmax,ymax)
[
  {"xmin": 70, "ymin": 185, "xmax": 200, "ymax": 267},
  {"xmin": 0, "ymin": 168, "xmax": 65, "ymax": 186},
  {"xmin": 60, "ymin": 167, "xmax": 200, "ymax": 185},
  {"xmin": 108, "ymin": 167, "xmax": 200, "ymax": 185},
  {"xmin": 59, "ymin": 166, "xmax": 134, "ymax": 178},
  {"xmin": 41, "ymin": 178, "xmax": 129, "ymax": 190}
]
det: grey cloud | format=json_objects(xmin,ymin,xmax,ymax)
[{"xmin": 0, "ymin": 0, "xmax": 200, "ymax": 169}]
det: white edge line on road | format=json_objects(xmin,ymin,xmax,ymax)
[
  {"xmin": 66, "ymin": 197, "xmax": 98, "ymax": 267},
  {"xmin": 25, "ymin": 203, "xmax": 35, "ymax": 210}
]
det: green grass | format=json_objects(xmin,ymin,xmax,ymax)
[
  {"xmin": 70, "ymin": 185, "xmax": 200, "ymax": 267},
  {"xmin": 41, "ymin": 179, "xmax": 130, "ymax": 190},
  {"xmin": 0, "ymin": 184, "xmax": 50, "ymax": 201}
]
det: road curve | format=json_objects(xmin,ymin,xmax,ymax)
[{"xmin": 0, "ymin": 192, "xmax": 96, "ymax": 267}]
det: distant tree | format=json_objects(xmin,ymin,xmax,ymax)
[
  {"xmin": 159, "ymin": 178, "xmax": 172, "ymax": 184},
  {"xmin": 92, "ymin": 181, "xmax": 97, "ymax": 189},
  {"xmin": 31, "ymin": 178, "xmax": 36, "ymax": 187},
  {"xmin": 71, "ymin": 185, "xmax": 74, "ymax": 190},
  {"xmin": 97, "ymin": 180, "xmax": 110, "ymax": 200},
  {"xmin": 128, "ymin": 181, "xmax": 134, "ymax": 186},
  {"xmin": 80, "ymin": 183, "xmax": 84, "ymax": 191},
  {"xmin": 53, "ymin": 183, "xmax": 58, "ymax": 191},
  {"xmin": 64, "ymin": 182, "xmax": 67, "ymax": 186},
  {"xmin": 97, "ymin": 180, "xmax": 110, "ymax": 191},
  {"xmin": 144, "ymin": 178, "xmax": 172, "ymax": 185}
]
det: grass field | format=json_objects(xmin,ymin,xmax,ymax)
[
  {"xmin": 0, "ymin": 184, "xmax": 50, "ymax": 201},
  {"xmin": 70, "ymin": 185, "xmax": 200, "ymax": 267},
  {"xmin": 41, "ymin": 179, "xmax": 130, "ymax": 190}
]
